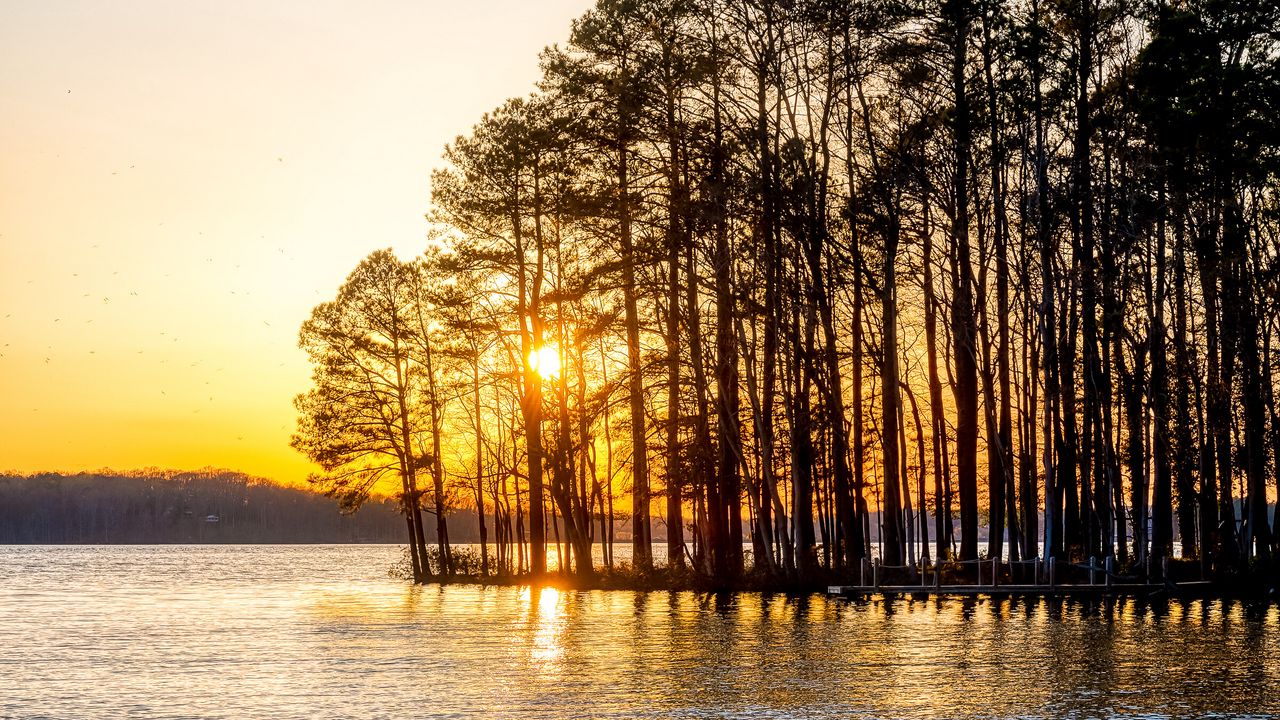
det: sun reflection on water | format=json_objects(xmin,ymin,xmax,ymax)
[{"xmin": 525, "ymin": 586, "xmax": 566, "ymax": 670}]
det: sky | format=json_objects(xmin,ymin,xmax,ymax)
[{"xmin": 0, "ymin": 0, "xmax": 593, "ymax": 484}]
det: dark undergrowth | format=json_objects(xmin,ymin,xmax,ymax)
[{"xmin": 390, "ymin": 546, "xmax": 1277, "ymax": 601}]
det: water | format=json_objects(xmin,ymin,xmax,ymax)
[{"xmin": 1, "ymin": 545, "xmax": 1277, "ymax": 719}]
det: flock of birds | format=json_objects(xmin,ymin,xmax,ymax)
[{"xmin": 4, "ymin": 156, "xmax": 317, "ymax": 429}]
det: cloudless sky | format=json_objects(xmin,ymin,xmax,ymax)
[{"xmin": 0, "ymin": 0, "xmax": 593, "ymax": 483}]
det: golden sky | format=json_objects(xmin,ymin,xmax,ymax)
[{"xmin": 0, "ymin": 0, "xmax": 592, "ymax": 484}]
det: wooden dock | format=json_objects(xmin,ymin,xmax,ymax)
[
  {"xmin": 826, "ymin": 556, "xmax": 1216, "ymax": 599},
  {"xmin": 825, "ymin": 582, "xmax": 1211, "ymax": 598}
]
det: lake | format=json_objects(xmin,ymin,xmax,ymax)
[{"xmin": 1, "ymin": 545, "xmax": 1276, "ymax": 718}]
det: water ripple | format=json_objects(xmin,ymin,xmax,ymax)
[{"xmin": 0, "ymin": 545, "xmax": 1276, "ymax": 719}]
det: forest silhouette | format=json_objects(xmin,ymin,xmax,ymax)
[{"xmin": 292, "ymin": 0, "xmax": 1280, "ymax": 592}]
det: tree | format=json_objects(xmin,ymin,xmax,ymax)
[{"xmin": 292, "ymin": 250, "xmax": 437, "ymax": 579}]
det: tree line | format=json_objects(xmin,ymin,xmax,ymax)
[
  {"xmin": 0, "ymin": 470, "xmax": 407, "ymax": 544},
  {"xmin": 293, "ymin": 0, "xmax": 1280, "ymax": 586}
]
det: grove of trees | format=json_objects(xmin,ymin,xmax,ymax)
[{"xmin": 293, "ymin": 0, "xmax": 1280, "ymax": 586}]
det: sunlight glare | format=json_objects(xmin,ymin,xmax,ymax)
[
  {"xmin": 528, "ymin": 345, "xmax": 561, "ymax": 380},
  {"xmin": 528, "ymin": 586, "xmax": 566, "ymax": 669}
]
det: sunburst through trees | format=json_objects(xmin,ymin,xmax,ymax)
[{"xmin": 294, "ymin": 0, "xmax": 1280, "ymax": 588}]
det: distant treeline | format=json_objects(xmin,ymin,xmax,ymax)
[{"xmin": 0, "ymin": 470, "xmax": 414, "ymax": 544}]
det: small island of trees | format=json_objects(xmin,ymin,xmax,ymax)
[{"xmin": 292, "ymin": 0, "xmax": 1280, "ymax": 593}]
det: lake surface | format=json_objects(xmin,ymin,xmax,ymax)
[{"xmin": 1, "ymin": 545, "xmax": 1277, "ymax": 719}]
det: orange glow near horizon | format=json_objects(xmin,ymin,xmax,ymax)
[{"xmin": 0, "ymin": 0, "xmax": 593, "ymax": 483}]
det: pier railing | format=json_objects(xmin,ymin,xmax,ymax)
[{"xmin": 832, "ymin": 554, "xmax": 1188, "ymax": 597}]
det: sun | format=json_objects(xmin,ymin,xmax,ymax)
[{"xmin": 529, "ymin": 345, "xmax": 561, "ymax": 380}]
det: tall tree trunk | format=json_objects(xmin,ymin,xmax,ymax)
[
  {"xmin": 922, "ymin": 195, "xmax": 952, "ymax": 561},
  {"xmin": 664, "ymin": 129, "xmax": 685, "ymax": 572},
  {"xmin": 757, "ymin": 52, "xmax": 788, "ymax": 576},
  {"xmin": 1172, "ymin": 195, "xmax": 1198, "ymax": 558},
  {"xmin": 881, "ymin": 216, "xmax": 904, "ymax": 567},
  {"xmin": 710, "ymin": 43, "xmax": 744, "ymax": 578},
  {"xmin": 981, "ymin": 6, "xmax": 1015, "ymax": 563},
  {"xmin": 1150, "ymin": 183, "xmax": 1174, "ymax": 562},
  {"xmin": 512, "ymin": 176, "xmax": 546, "ymax": 575},
  {"xmin": 946, "ymin": 0, "xmax": 980, "ymax": 562},
  {"xmin": 687, "ymin": 238, "xmax": 715, "ymax": 574},
  {"xmin": 423, "ymin": 332, "xmax": 452, "ymax": 575},
  {"xmin": 790, "ymin": 271, "xmax": 817, "ymax": 575},
  {"xmin": 618, "ymin": 134, "xmax": 651, "ymax": 571}
]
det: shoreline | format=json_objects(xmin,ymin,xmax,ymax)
[{"xmin": 408, "ymin": 563, "xmax": 1279, "ymax": 604}]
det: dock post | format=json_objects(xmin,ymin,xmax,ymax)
[
  {"xmin": 992, "ymin": 558, "xmax": 998, "ymax": 588},
  {"xmin": 934, "ymin": 561, "xmax": 941, "ymax": 589},
  {"xmin": 1089, "ymin": 556, "xmax": 1097, "ymax": 585},
  {"xmin": 922, "ymin": 558, "xmax": 928, "ymax": 588},
  {"xmin": 1048, "ymin": 556, "xmax": 1056, "ymax": 588},
  {"xmin": 860, "ymin": 557, "xmax": 866, "ymax": 587},
  {"xmin": 1035, "ymin": 557, "xmax": 1042, "ymax": 585},
  {"xmin": 1161, "ymin": 555, "xmax": 1169, "ymax": 582},
  {"xmin": 873, "ymin": 558, "xmax": 880, "ymax": 590},
  {"xmin": 1105, "ymin": 556, "xmax": 1113, "ymax": 589}
]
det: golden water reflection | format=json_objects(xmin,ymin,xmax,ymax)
[
  {"xmin": 527, "ymin": 586, "xmax": 567, "ymax": 670},
  {"xmin": 2, "ymin": 546, "xmax": 1277, "ymax": 719}
]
